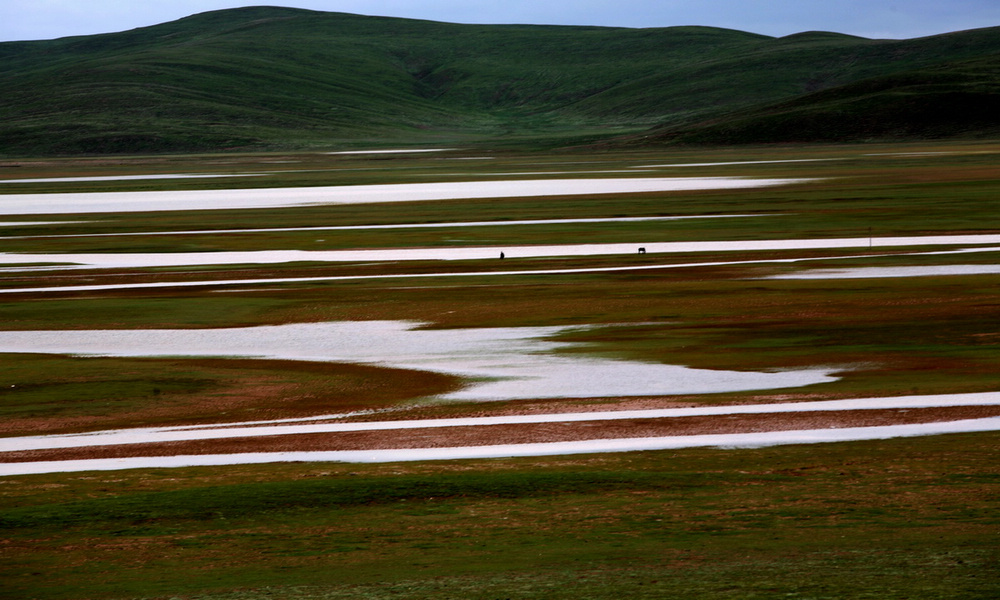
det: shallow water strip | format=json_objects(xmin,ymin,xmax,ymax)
[{"xmin": 2, "ymin": 415, "xmax": 998, "ymax": 476}]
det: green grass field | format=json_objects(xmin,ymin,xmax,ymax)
[
  {"xmin": 3, "ymin": 434, "xmax": 998, "ymax": 599},
  {"xmin": 0, "ymin": 140, "xmax": 998, "ymax": 599}
]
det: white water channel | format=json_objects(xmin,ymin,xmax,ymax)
[
  {"xmin": 0, "ymin": 176, "xmax": 810, "ymax": 215},
  {"xmin": 0, "ymin": 321, "xmax": 839, "ymax": 403},
  {"xmin": 2, "ymin": 234, "xmax": 999, "ymax": 271}
]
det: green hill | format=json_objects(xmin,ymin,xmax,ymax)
[
  {"xmin": 631, "ymin": 51, "xmax": 1000, "ymax": 145},
  {"xmin": 1, "ymin": 6, "xmax": 998, "ymax": 155}
]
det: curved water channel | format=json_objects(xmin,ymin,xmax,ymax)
[{"xmin": 0, "ymin": 321, "xmax": 840, "ymax": 403}]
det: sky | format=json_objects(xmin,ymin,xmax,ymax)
[{"xmin": 1, "ymin": 0, "xmax": 998, "ymax": 43}]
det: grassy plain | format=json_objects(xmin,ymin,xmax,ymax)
[
  {"xmin": 0, "ymin": 141, "xmax": 998, "ymax": 598},
  {"xmin": 2, "ymin": 434, "xmax": 998, "ymax": 599}
]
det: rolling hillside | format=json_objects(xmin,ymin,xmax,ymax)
[
  {"xmin": 1, "ymin": 6, "xmax": 998, "ymax": 155},
  {"xmin": 631, "ymin": 54, "xmax": 1000, "ymax": 144}
]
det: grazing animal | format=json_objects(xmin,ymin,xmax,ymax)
[
  {"xmin": 638, "ymin": 247, "xmax": 646, "ymax": 254},
  {"xmin": 500, "ymin": 252, "xmax": 505, "ymax": 259}
]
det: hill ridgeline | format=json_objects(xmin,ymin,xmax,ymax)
[{"xmin": 1, "ymin": 6, "xmax": 998, "ymax": 155}]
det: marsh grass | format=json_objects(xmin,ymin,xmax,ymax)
[{"xmin": 0, "ymin": 355, "xmax": 460, "ymax": 436}]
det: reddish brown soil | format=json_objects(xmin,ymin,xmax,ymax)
[{"xmin": 4, "ymin": 405, "xmax": 997, "ymax": 464}]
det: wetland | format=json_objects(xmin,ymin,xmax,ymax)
[{"xmin": 0, "ymin": 141, "xmax": 997, "ymax": 599}]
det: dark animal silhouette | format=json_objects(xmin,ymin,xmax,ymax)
[{"xmin": 638, "ymin": 247, "xmax": 646, "ymax": 254}]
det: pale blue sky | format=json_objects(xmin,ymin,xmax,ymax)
[{"xmin": 2, "ymin": 0, "xmax": 998, "ymax": 42}]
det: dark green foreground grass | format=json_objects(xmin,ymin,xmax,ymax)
[{"xmin": 2, "ymin": 432, "xmax": 998, "ymax": 599}]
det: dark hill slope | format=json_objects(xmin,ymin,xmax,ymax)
[
  {"xmin": 1, "ymin": 6, "xmax": 999, "ymax": 155},
  {"xmin": 636, "ymin": 54, "xmax": 1000, "ymax": 144},
  {"xmin": 573, "ymin": 26, "xmax": 1000, "ymax": 126}
]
